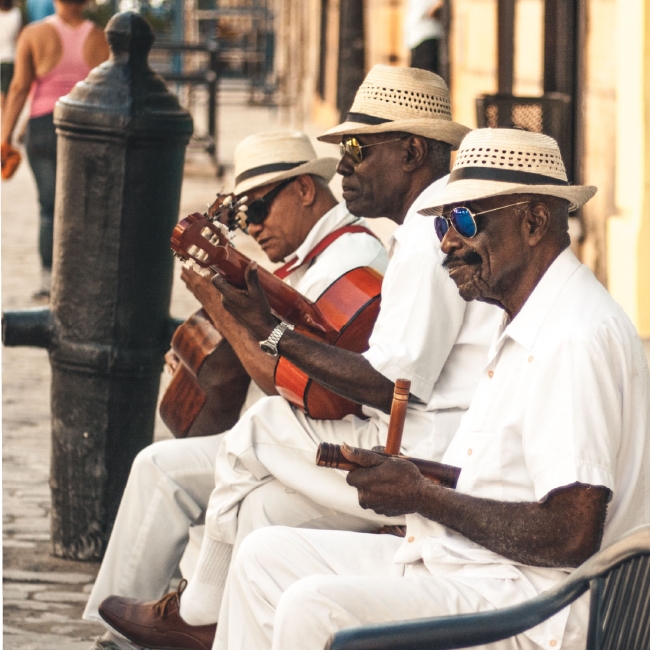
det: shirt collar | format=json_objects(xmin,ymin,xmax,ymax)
[
  {"xmin": 391, "ymin": 174, "xmax": 450, "ymax": 246},
  {"xmin": 281, "ymin": 201, "xmax": 360, "ymax": 271},
  {"xmin": 495, "ymin": 247, "xmax": 582, "ymax": 354}
]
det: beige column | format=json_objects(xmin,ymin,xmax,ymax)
[{"xmin": 607, "ymin": 0, "xmax": 650, "ymax": 336}]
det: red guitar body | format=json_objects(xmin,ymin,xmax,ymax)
[{"xmin": 171, "ymin": 213, "xmax": 383, "ymax": 420}]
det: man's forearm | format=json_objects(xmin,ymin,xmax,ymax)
[
  {"xmin": 415, "ymin": 482, "xmax": 610, "ymax": 567},
  {"xmin": 277, "ymin": 329, "xmax": 395, "ymax": 413},
  {"xmin": 212, "ymin": 309, "xmax": 278, "ymax": 396}
]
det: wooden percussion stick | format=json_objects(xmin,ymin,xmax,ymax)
[{"xmin": 384, "ymin": 378, "xmax": 410, "ymax": 456}]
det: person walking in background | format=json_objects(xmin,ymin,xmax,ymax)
[
  {"xmin": 0, "ymin": 0, "xmax": 108, "ymax": 300},
  {"xmin": 406, "ymin": 0, "xmax": 444, "ymax": 75},
  {"xmin": 0, "ymin": 0, "xmax": 21, "ymax": 110}
]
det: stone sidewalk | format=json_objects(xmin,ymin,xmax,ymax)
[{"xmin": 1, "ymin": 90, "xmax": 349, "ymax": 650}]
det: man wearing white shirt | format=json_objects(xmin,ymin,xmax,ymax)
[
  {"xmin": 98, "ymin": 66, "xmax": 503, "ymax": 650},
  {"xmin": 212, "ymin": 129, "xmax": 649, "ymax": 650}
]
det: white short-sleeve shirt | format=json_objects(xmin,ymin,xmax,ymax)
[
  {"xmin": 362, "ymin": 176, "xmax": 503, "ymax": 452},
  {"xmin": 395, "ymin": 248, "xmax": 650, "ymax": 650}
]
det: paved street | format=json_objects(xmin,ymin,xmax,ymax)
[{"xmin": 3, "ymin": 86, "xmax": 649, "ymax": 650}]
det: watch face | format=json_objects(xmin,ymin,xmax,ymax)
[{"xmin": 260, "ymin": 340, "xmax": 278, "ymax": 357}]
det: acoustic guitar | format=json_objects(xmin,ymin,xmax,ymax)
[{"xmin": 170, "ymin": 212, "xmax": 383, "ymax": 420}]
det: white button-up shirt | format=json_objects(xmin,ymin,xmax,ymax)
[
  {"xmin": 395, "ymin": 248, "xmax": 650, "ymax": 650},
  {"xmin": 363, "ymin": 176, "xmax": 503, "ymax": 453}
]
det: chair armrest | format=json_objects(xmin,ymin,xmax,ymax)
[
  {"xmin": 327, "ymin": 525, "xmax": 650, "ymax": 650},
  {"xmin": 326, "ymin": 577, "xmax": 589, "ymax": 650}
]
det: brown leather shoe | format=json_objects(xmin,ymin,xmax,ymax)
[{"xmin": 99, "ymin": 580, "xmax": 216, "ymax": 650}]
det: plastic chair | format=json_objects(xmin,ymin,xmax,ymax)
[{"xmin": 326, "ymin": 525, "xmax": 650, "ymax": 650}]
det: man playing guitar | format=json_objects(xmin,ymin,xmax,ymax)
[{"xmin": 83, "ymin": 130, "xmax": 388, "ymax": 650}]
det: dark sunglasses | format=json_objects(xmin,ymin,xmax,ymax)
[
  {"xmin": 434, "ymin": 201, "xmax": 531, "ymax": 241},
  {"xmin": 241, "ymin": 177, "xmax": 296, "ymax": 227},
  {"xmin": 339, "ymin": 136, "xmax": 406, "ymax": 165}
]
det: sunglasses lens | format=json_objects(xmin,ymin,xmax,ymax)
[
  {"xmin": 342, "ymin": 138, "xmax": 363, "ymax": 164},
  {"xmin": 245, "ymin": 201, "xmax": 267, "ymax": 225},
  {"xmin": 450, "ymin": 207, "xmax": 477, "ymax": 238},
  {"xmin": 434, "ymin": 216, "xmax": 449, "ymax": 241}
]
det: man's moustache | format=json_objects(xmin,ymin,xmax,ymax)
[{"xmin": 442, "ymin": 250, "xmax": 483, "ymax": 269}]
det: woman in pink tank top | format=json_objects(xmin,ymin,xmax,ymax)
[{"xmin": 1, "ymin": 0, "xmax": 108, "ymax": 299}]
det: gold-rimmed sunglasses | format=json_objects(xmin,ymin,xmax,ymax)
[{"xmin": 339, "ymin": 136, "xmax": 406, "ymax": 165}]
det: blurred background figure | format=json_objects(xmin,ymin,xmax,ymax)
[
  {"xmin": 26, "ymin": 0, "xmax": 55, "ymax": 22},
  {"xmin": 0, "ymin": 0, "xmax": 21, "ymax": 110},
  {"xmin": 0, "ymin": 0, "xmax": 109, "ymax": 301},
  {"xmin": 405, "ymin": 0, "xmax": 443, "ymax": 75}
]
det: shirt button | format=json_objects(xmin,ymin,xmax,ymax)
[
  {"xmin": 407, "ymin": 536, "xmax": 415, "ymax": 543},
  {"xmin": 467, "ymin": 448, "xmax": 473, "ymax": 456},
  {"xmin": 550, "ymin": 641, "xmax": 557, "ymax": 647},
  {"xmin": 528, "ymin": 356, "xmax": 534, "ymax": 363},
  {"xmin": 488, "ymin": 370, "xmax": 494, "ymax": 378}
]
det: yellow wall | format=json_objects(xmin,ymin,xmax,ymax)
[
  {"xmin": 450, "ymin": 0, "xmax": 498, "ymax": 128},
  {"xmin": 607, "ymin": 0, "xmax": 650, "ymax": 335}
]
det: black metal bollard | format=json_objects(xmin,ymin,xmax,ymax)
[{"xmin": 2, "ymin": 12, "xmax": 193, "ymax": 560}]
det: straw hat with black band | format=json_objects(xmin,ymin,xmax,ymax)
[
  {"xmin": 234, "ymin": 131, "xmax": 338, "ymax": 196},
  {"xmin": 317, "ymin": 64, "xmax": 470, "ymax": 148},
  {"xmin": 418, "ymin": 128, "xmax": 597, "ymax": 215}
]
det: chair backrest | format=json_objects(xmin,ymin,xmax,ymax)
[{"xmin": 587, "ymin": 552, "xmax": 650, "ymax": 650}]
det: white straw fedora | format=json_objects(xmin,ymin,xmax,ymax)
[
  {"xmin": 317, "ymin": 65, "xmax": 470, "ymax": 148},
  {"xmin": 234, "ymin": 131, "xmax": 338, "ymax": 195},
  {"xmin": 418, "ymin": 128, "xmax": 597, "ymax": 214}
]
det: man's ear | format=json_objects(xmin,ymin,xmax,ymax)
[
  {"xmin": 525, "ymin": 201, "xmax": 551, "ymax": 246},
  {"xmin": 403, "ymin": 135, "xmax": 428, "ymax": 172},
  {"xmin": 293, "ymin": 174, "xmax": 317, "ymax": 207}
]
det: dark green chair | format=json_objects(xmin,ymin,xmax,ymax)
[{"xmin": 326, "ymin": 525, "xmax": 650, "ymax": 650}]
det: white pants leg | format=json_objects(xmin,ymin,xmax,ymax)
[
  {"xmin": 83, "ymin": 434, "xmax": 223, "ymax": 622},
  {"xmin": 205, "ymin": 395, "xmax": 429, "ymax": 547},
  {"xmin": 217, "ymin": 527, "xmax": 541, "ymax": 650}
]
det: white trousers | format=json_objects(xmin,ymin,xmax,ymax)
[
  {"xmin": 217, "ymin": 526, "xmax": 544, "ymax": 650},
  {"xmin": 204, "ymin": 395, "xmax": 462, "ymax": 545},
  {"xmin": 81, "ymin": 402, "xmax": 412, "ymax": 623}
]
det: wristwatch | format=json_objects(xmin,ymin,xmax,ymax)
[{"xmin": 259, "ymin": 321, "xmax": 294, "ymax": 357}]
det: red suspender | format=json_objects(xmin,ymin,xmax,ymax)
[{"xmin": 273, "ymin": 224, "xmax": 380, "ymax": 279}]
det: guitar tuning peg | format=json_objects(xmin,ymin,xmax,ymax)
[
  {"xmin": 222, "ymin": 195, "xmax": 233, "ymax": 206},
  {"xmin": 238, "ymin": 204, "xmax": 248, "ymax": 212}
]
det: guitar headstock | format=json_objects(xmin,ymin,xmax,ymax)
[
  {"xmin": 170, "ymin": 213, "xmax": 230, "ymax": 268},
  {"xmin": 206, "ymin": 192, "xmax": 250, "ymax": 232}
]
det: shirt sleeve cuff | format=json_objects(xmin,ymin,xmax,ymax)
[{"xmin": 533, "ymin": 459, "xmax": 615, "ymax": 503}]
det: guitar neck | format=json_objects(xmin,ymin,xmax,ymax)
[
  {"xmin": 172, "ymin": 213, "xmax": 337, "ymax": 338},
  {"xmin": 210, "ymin": 242, "xmax": 336, "ymax": 338}
]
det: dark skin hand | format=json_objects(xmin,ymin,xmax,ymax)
[
  {"xmin": 342, "ymin": 445, "xmax": 610, "ymax": 568},
  {"xmin": 210, "ymin": 133, "xmax": 448, "ymax": 413},
  {"xmin": 212, "ymin": 263, "xmax": 395, "ymax": 412}
]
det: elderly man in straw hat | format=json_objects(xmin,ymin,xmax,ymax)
[
  {"xmin": 83, "ymin": 130, "xmax": 388, "ymax": 650},
  {"xmin": 97, "ymin": 65, "xmax": 504, "ymax": 648},
  {"xmin": 211, "ymin": 128, "xmax": 650, "ymax": 650}
]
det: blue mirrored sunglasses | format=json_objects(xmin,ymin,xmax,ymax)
[{"xmin": 433, "ymin": 201, "xmax": 531, "ymax": 241}]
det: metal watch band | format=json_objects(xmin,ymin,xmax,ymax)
[{"xmin": 259, "ymin": 321, "xmax": 294, "ymax": 356}]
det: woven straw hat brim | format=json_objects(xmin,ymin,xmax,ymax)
[
  {"xmin": 317, "ymin": 119, "xmax": 471, "ymax": 149},
  {"xmin": 235, "ymin": 158, "xmax": 338, "ymax": 195},
  {"xmin": 418, "ymin": 179, "xmax": 597, "ymax": 215}
]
